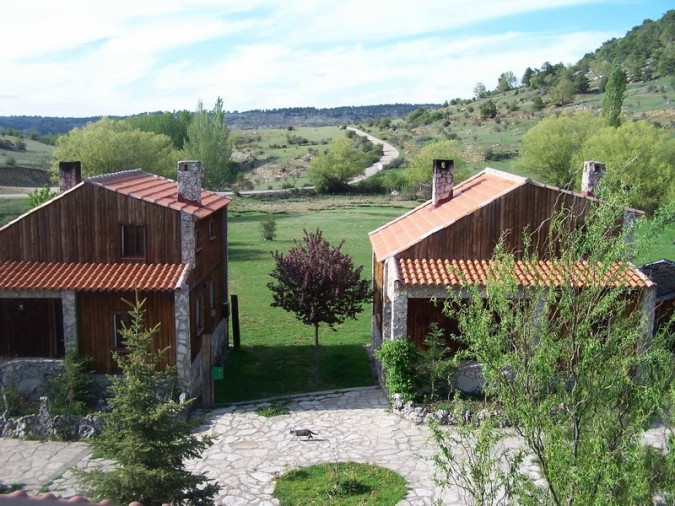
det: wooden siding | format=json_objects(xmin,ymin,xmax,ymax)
[
  {"xmin": 399, "ymin": 184, "xmax": 593, "ymax": 262},
  {"xmin": 407, "ymin": 298, "xmax": 466, "ymax": 354},
  {"xmin": 0, "ymin": 184, "xmax": 181, "ymax": 264},
  {"xmin": 77, "ymin": 291, "xmax": 176, "ymax": 374},
  {"xmin": 0, "ymin": 298, "xmax": 64, "ymax": 358}
]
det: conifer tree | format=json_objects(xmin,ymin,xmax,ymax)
[{"xmin": 77, "ymin": 297, "xmax": 219, "ymax": 506}]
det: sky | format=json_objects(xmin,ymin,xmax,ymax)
[{"xmin": 0, "ymin": 1, "xmax": 671, "ymax": 117}]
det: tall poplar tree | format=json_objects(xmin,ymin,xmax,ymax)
[
  {"xmin": 184, "ymin": 97, "xmax": 234, "ymax": 190},
  {"xmin": 602, "ymin": 64, "xmax": 627, "ymax": 127}
]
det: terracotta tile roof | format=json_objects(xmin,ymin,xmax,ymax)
[
  {"xmin": 398, "ymin": 258, "xmax": 653, "ymax": 289},
  {"xmin": 87, "ymin": 169, "xmax": 230, "ymax": 219},
  {"xmin": 369, "ymin": 169, "xmax": 527, "ymax": 262},
  {"xmin": 0, "ymin": 261, "xmax": 188, "ymax": 292}
]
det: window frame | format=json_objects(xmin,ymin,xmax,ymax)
[
  {"xmin": 121, "ymin": 224, "xmax": 147, "ymax": 261},
  {"xmin": 112, "ymin": 312, "xmax": 132, "ymax": 351}
]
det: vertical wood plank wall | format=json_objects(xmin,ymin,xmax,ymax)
[
  {"xmin": 77, "ymin": 291, "xmax": 175, "ymax": 374},
  {"xmin": 0, "ymin": 185, "xmax": 182, "ymax": 264}
]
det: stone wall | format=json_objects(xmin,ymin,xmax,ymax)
[
  {"xmin": 0, "ymin": 358, "xmax": 63, "ymax": 401},
  {"xmin": 454, "ymin": 360, "xmax": 484, "ymax": 394}
]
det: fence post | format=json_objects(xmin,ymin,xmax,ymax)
[{"xmin": 231, "ymin": 294, "xmax": 240, "ymax": 350}]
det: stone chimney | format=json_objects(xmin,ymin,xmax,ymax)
[
  {"xmin": 432, "ymin": 159, "xmax": 454, "ymax": 207},
  {"xmin": 58, "ymin": 161, "xmax": 81, "ymax": 193},
  {"xmin": 581, "ymin": 161, "xmax": 605, "ymax": 197},
  {"xmin": 177, "ymin": 160, "xmax": 202, "ymax": 205}
]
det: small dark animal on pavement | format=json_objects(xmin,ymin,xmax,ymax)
[{"xmin": 290, "ymin": 429, "xmax": 317, "ymax": 439}]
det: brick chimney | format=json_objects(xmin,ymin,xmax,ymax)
[
  {"xmin": 432, "ymin": 159, "xmax": 454, "ymax": 207},
  {"xmin": 581, "ymin": 161, "xmax": 605, "ymax": 197},
  {"xmin": 58, "ymin": 161, "xmax": 81, "ymax": 193},
  {"xmin": 177, "ymin": 160, "xmax": 202, "ymax": 204}
]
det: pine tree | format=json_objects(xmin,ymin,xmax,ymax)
[{"xmin": 77, "ymin": 296, "xmax": 219, "ymax": 506}]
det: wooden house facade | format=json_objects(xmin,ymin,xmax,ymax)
[
  {"xmin": 368, "ymin": 162, "xmax": 656, "ymax": 388},
  {"xmin": 0, "ymin": 161, "xmax": 230, "ymax": 397}
]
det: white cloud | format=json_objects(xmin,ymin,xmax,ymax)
[{"xmin": 0, "ymin": 0, "xmax": 649, "ymax": 115}]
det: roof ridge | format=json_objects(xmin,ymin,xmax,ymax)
[{"xmin": 86, "ymin": 168, "xmax": 149, "ymax": 183}]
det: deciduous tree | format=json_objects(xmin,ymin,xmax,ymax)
[
  {"xmin": 579, "ymin": 120, "xmax": 675, "ymax": 213},
  {"xmin": 516, "ymin": 111, "xmax": 603, "ymax": 189},
  {"xmin": 52, "ymin": 118, "xmax": 179, "ymax": 178},
  {"xmin": 434, "ymin": 194, "xmax": 674, "ymax": 504},
  {"xmin": 268, "ymin": 229, "xmax": 370, "ymax": 386},
  {"xmin": 405, "ymin": 140, "xmax": 466, "ymax": 194},
  {"xmin": 602, "ymin": 64, "xmax": 627, "ymax": 127},
  {"xmin": 184, "ymin": 98, "xmax": 234, "ymax": 190},
  {"xmin": 77, "ymin": 297, "xmax": 219, "ymax": 506},
  {"xmin": 308, "ymin": 136, "xmax": 368, "ymax": 192}
]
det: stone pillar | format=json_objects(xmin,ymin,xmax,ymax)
[
  {"xmin": 581, "ymin": 161, "xmax": 605, "ymax": 197},
  {"xmin": 432, "ymin": 159, "xmax": 454, "ymax": 207},
  {"xmin": 180, "ymin": 211, "xmax": 196, "ymax": 265},
  {"xmin": 61, "ymin": 291, "xmax": 78, "ymax": 353},
  {"xmin": 177, "ymin": 160, "xmax": 202, "ymax": 204},
  {"xmin": 639, "ymin": 285, "xmax": 656, "ymax": 349},
  {"xmin": 174, "ymin": 285, "xmax": 192, "ymax": 395},
  {"xmin": 390, "ymin": 287, "xmax": 408, "ymax": 340}
]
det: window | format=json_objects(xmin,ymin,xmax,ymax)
[
  {"xmin": 195, "ymin": 296, "xmax": 204, "ymax": 334},
  {"xmin": 121, "ymin": 225, "xmax": 146, "ymax": 259},
  {"xmin": 195, "ymin": 229, "xmax": 202, "ymax": 254},
  {"xmin": 208, "ymin": 220, "xmax": 216, "ymax": 241},
  {"xmin": 209, "ymin": 281, "xmax": 217, "ymax": 315},
  {"xmin": 112, "ymin": 313, "xmax": 132, "ymax": 349}
]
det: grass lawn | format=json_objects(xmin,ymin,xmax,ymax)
[
  {"xmin": 273, "ymin": 462, "xmax": 407, "ymax": 505},
  {"xmin": 215, "ymin": 201, "xmax": 414, "ymax": 403},
  {"xmin": 0, "ymin": 197, "xmax": 31, "ymax": 226}
]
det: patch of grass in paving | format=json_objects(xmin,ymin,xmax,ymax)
[
  {"xmin": 255, "ymin": 403, "xmax": 290, "ymax": 417},
  {"xmin": 273, "ymin": 461, "xmax": 407, "ymax": 506},
  {"xmin": 216, "ymin": 204, "xmax": 407, "ymax": 403}
]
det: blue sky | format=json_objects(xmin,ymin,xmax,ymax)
[{"xmin": 0, "ymin": 1, "xmax": 671, "ymax": 117}]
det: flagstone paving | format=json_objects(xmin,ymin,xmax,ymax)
[{"xmin": 0, "ymin": 386, "xmax": 671, "ymax": 505}]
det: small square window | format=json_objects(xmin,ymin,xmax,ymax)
[
  {"xmin": 112, "ymin": 313, "xmax": 132, "ymax": 349},
  {"xmin": 121, "ymin": 225, "xmax": 146, "ymax": 259}
]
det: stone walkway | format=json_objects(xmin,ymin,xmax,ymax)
[{"xmin": 0, "ymin": 387, "xmax": 671, "ymax": 505}]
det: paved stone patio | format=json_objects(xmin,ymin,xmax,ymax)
[{"xmin": 0, "ymin": 386, "xmax": 671, "ymax": 505}]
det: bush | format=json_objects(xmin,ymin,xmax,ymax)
[
  {"xmin": 49, "ymin": 351, "xmax": 95, "ymax": 417},
  {"xmin": 374, "ymin": 339, "xmax": 420, "ymax": 400},
  {"xmin": 0, "ymin": 382, "xmax": 35, "ymax": 417},
  {"xmin": 260, "ymin": 215, "xmax": 277, "ymax": 241}
]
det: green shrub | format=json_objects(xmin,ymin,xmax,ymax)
[
  {"xmin": 0, "ymin": 382, "xmax": 36, "ymax": 417},
  {"xmin": 374, "ymin": 339, "xmax": 420, "ymax": 400},
  {"xmin": 260, "ymin": 215, "xmax": 277, "ymax": 240},
  {"xmin": 49, "ymin": 351, "xmax": 95, "ymax": 417}
]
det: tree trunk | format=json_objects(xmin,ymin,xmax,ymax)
[{"xmin": 314, "ymin": 323, "xmax": 320, "ymax": 387}]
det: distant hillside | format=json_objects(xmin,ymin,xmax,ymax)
[
  {"xmin": 579, "ymin": 9, "xmax": 674, "ymax": 82},
  {"xmin": 0, "ymin": 104, "xmax": 440, "ymax": 136}
]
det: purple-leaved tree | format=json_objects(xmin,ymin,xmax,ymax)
[{"xmin": 268, "ymin": 229, "xmax": 371, "ymax": 386}]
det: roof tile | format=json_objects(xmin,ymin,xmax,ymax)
[
  {"xmin": 369, "ymin": 170, "xmax": 526, "ymax": 261},
  {"xmin": 0, "ymin": 261, "xmax": 187, "ymax": 292},
  {"xmin": 398, "ymin": 258, "xmax": 652, "ymax": 289},
  {"xmin": 87, "ymin": 169, "xmax": 230, "ymax": 219}
]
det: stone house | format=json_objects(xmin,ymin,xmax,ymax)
[{"xmin": 0, "ymin": 161, "xmax": 230, "ymax": 400}]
